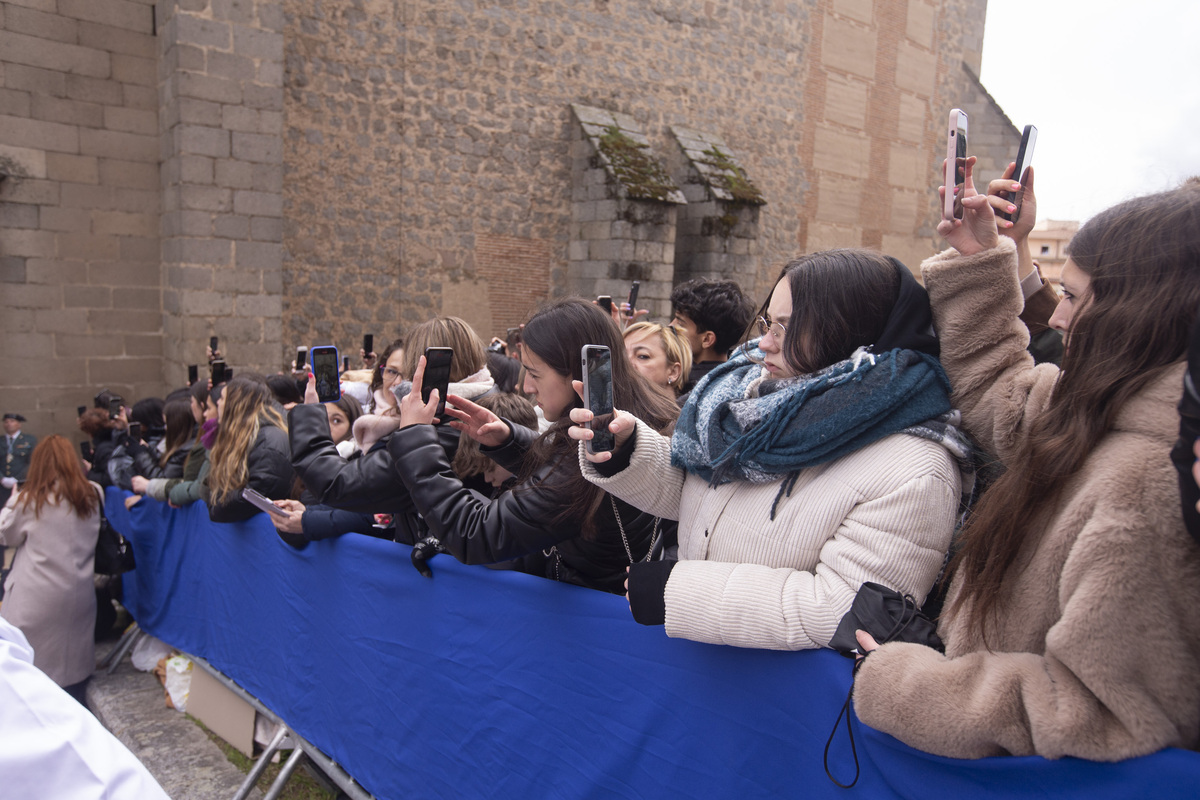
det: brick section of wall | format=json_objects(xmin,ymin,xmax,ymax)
[
  {"xmin": 475, "ymin": 233, "xmax": 552, "ymax": 334},
  {"xmin": 158, "ymin": 0, "xmax": 285, "ymax": 380},
  {"xmin": 0, "ymin": 0, "xmax": 161, "ymax": 440}
]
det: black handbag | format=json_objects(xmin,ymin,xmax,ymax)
[
  {"xmin": 824, "ymin": 582, "xmax": 944, "ymax": 789},
  {"xmin": 94, "ymin": 496, "xmax": 136, "ymax": 576}
]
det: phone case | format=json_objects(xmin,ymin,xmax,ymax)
[
  {"xmin": 944, "ymin": 109, "xmax": 968, "ymax": 220},
  {"xmin": 242, "ymin": 487, "xmax": 288, "ymax": 517},
  {"xmin": 310, "ymin": 345, "xmax": 341, "ymax": 403}
]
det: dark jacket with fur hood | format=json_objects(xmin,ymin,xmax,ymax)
[{"xmin": 853, "ymin": 239, "xmax": 1200, "ymax": 761}]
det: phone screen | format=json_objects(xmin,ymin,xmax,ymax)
[
  {"xmin": 583, "ymin": 345, "xmax": 615, "ymax": 454},
  {"xmin": 363, "ymin": 334, "xmax": 374, "ymax": 355},
  {"xmin": 188, "ymin": 364, "xmax": 199, "ymax": 385},
  {"xmin": 127, "ymin": 422, "xmax": 142, "ymax": 442},
  {"xmin": 944, "ymin": 109, "xmax": 968, "ymax": 221},
  {"xmin": 310, "ymin": 346, "xmax": 341, "ymax": 403},
  {"xmin": 422, "ymin": 347, "xmax": 454, "ymax": 417},
  {"xmin": 210, "ymin": 336, "xmax": 219, "ymax": 353},
  {"xmin": 598, "ymin": 295, "xmax": 613, "ymax": 314},
  {"xmin": 109, "ymin": 398, "xmax": 122, "ymax": 419},
  {"xmin": 626, "ymin": 281, "xmax": 640, "ymax": 314}
]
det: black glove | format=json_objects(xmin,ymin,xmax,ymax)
[{"xmin": 410, "ymin": 535, "xmax": 445, "ymax": 578}]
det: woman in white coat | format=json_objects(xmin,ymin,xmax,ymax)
[
  {"xmin": 571, "ymin": 250, "xmax": 971, "ymax": 650},
  {"xmin": 0, "ymin": 435, "xmax": 102, "ymax": 705}
]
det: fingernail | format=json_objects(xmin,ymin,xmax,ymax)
[
  {"xmin": 1011, "ymin": 183, "xmax": 1021, "ymax": 190},
  {"xmin": 1006, "ymin": 204, "xmax": 1016, "ymax": 213}
]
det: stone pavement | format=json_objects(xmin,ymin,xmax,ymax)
[{"xmin": 88, "ymin": 639, "xmax": 263, "ymax": 800}]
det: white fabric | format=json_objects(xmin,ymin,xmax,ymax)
[{"xmin": 0, "ymin": 617, "xmax": 171, "ymax": 800}]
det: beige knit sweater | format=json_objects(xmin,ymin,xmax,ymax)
[
  {"xmin": 580, "ymin": 415, "xmax": 961, "ymax": 650},
  {"xmin": 853, "ymin": 239, "xmax": 1200, "ymax": 761}
]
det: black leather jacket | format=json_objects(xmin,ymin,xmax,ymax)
[
  {"xmin": 387, "ymin": 421, "xmax": 665, "ymax": 594},
  {"xmin": 288, "ymin": 404, "xmax": 462, "ymax": 543},
  {"xmin": 206, "ymin": 424, "xmax": 294, "ymax": 523}
]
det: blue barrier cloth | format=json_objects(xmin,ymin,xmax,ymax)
[{"xmin": 108, "ymin": 488, "xmax": 1200, "ymax": 799}]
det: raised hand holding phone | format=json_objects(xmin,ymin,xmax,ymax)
[
  {"xmin": 397, "ymin": 355, "xmax": 442, "ymax": 428},
  {"xmin": 936, "ymin": 156, "xmax": 999, "ymax": 257},
  {"xmin": 581, "ymin": 345, "xmax": 615, "ymax": 454}
]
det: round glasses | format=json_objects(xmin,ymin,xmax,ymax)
[{"xmin": 756, "ymin": 315, "xmax": 786, "ymax": 341}]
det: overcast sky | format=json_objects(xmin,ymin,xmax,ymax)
[{"xmin": 979, "ymin": 0, "xmax": 1200, "ymax": 224}]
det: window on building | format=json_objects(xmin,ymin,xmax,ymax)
[{"xmin": 1040, "ymin": 245, "xmax": 1050, "ymax": 255}]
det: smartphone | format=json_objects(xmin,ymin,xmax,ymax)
[
  {"xmin": 626, "ymin": 281, "xmax": 640, "ymax": 314},
  {"xmin": 211, "ymin": 359, "xmax": 227, "ymax": 385},
  {"xmin": 943, "ymin": 109, "xmax": 968, "ymax": 221},
  {"xmin": 598, "ymin": 295, "xmax": 613, "ymax": 314},
  {"xmin": 81, "ymin": 441, "xmax": 94, "ymax": 460},
  {"xmin": 241, "ymin": 487, "xmax": 289, "ymax": 518},
  {"xmin": 77, "ymin": 405, "xmax": 87, "ymax": 418},
  {"xmin": 187, "ymin": 364, "xmax": 199, "ymax": 385},
  {"xmin": 343, "ymin": 355, "xmax": 350, "ymax": 372},
  {"xmin": 295, "ymin": 345, "xmax": 308, "ymax": 371},
  {"xmin": 998, "ymin": 124, "xmax": 1037, "ymax": 223},
  {"xmin": 422, "ymin": 347, "xmax": 453, "ymax": 418},
  {"xmin": 108, "ymin": 398, "xmax": 122, "ymax": 419},
  {"xmin": 362, "ymin": 334, "xmax": 374, "ymax": 356},
  {"xmin": 581, "ymin": 345, "xmax": 615, "ymax": 454},
  {"xmin": 127, "ymin": 421, "xmax": 142, "ymax": 442},
  {"xmin": 210, "ymin": 336, "xmax": 219, "ymax": 354},
  {"xmin": 310, "ymin": 345, "xmax": 341, "ymax": 403}
]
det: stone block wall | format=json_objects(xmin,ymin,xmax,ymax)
[
  {"xmin": 0, "ymin": 0, "xmax": 161, "ymax": 438},
  {"xmin": 158, "ymin": 0, "xmax": 285, "ymax": 382}
]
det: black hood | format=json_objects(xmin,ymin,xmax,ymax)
[{"xmin": 875, "ymin": 256, "xmax": 939, "ymax": 358}]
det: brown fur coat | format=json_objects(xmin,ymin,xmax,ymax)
[{"xmin": 853, "ymin": 240, "xmax": 1200, "ymax": 761}]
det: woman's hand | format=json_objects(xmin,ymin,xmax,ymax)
[
  {"xmin": 303, "ymin": 372, "xmax": 319, "ymax": 404},
  {"xmin": 270, "ymin": 499, "xmax": 306, "ymax": 534},
  {"xmin": 984, "ymin": 163, "xmax": 1037, "ymax": 243},
  {"xmin": 130, "ymin": 475, "xmax": 150, "ymax": 495},
  {"xmin": 361, "ymin": 348, "xmax": 377, "ymax": 370},
  {"xmin": 397, "ymin": 355, "xmax": 441, "ymax": 428},
  {"xmin": 567, "ymin": 380, "xmax": 635, "ymax": 462},
  {"xmin": 442, "ymin": 393, "xmax": 512, "ymax": 447},
  {"xmin": 854, "ymin": 630, "xmax": 880, "ymax": 662},
  {"xmin": 124, "ymin": 494, "xmax": 142, "ymax": 510},
  {"xmin": 936, "ymin": 156, "xmax": 999, "ymax": 257}
]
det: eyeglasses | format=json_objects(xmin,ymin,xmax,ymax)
[
  {"xmin": 756, "ymin": 316, "xmax": 787, "ymax": 341},
  {"xmin": 382, "ymin": 367, "xmax": 403, "ymax": 381}
]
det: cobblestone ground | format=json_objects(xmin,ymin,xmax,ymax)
[{"xmin": 89, "ymin": 639, "xmax": 263, "ymax": 800}]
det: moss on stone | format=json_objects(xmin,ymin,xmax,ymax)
[
  {"xmin": 699, "ymin": 145, "xmax": 765, "ymax": 205},
  {"xmin": 597, "ymin": 124, "xmax": 679, "ymax": 202}
]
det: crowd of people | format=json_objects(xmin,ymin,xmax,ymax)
[{"xmin": 2, "ymin": 160, "xmax": 1200, "ymax": 772}]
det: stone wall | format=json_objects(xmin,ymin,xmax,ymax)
[{"xmin": 1, "ymin": 0, "xmax": 161, "ymax": 438}]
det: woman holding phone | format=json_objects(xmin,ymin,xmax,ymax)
[
  {"xmin": 390, "ymin": 299, "xmax": 679, "ymax": 593},
  {"xmin": 570, "ymin": 250, "xmax": 970, "ymax": 648},
  {"xmin": 205, "ymin": 375, "xmax": 293, "ymax": 523},
  {"xmin": 850, "ymin": 168, "xmax": 1200, "ymax": 760}
]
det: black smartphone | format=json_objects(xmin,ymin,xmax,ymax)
[
  {"xmin": 422, "ymin": 347, "xmax": 454, "ymax": 418},
  {"xmin": 77, "ymin": 405, "xmax": 87, "ymax": 418},
  {"xmin": 81, "ymin": 441, "xmax": 94, "ymax": 460},
  {"xmin": 187, "ymin": 364, "xmax": 199, "ymax": 385},
  {"xmin": 944, "ymin": 108, "xmax": 968, "ymax": 221},
  {"xmin": 108, "ymin": 398, "xmax": 122, "ymax": 419},
  {"xmin": 310, "ymin": 345, "xmax": 341, "ymax": 403},
  {"xmin": 211, "ymin": 359, "xmax": 227, "ymax": 385},
  {"xmin": 295, "ymin": 346, "xmax": 308, "ymax": 371},
  {"xmin": 127, "ymin": 421, "xmax": 142, "ymax": 442},
  {"xmin": 998, "ymin": 124, "xmax": 1037, "ymax": 223},
  {"xmin": 363, "ymin": 334, "xmax": 374, "ymax": 356},
  {"xmin": 598, "ymin": 295, "xmax": 613, "ymax": 314},
  {"xmin": 210, "ymin": 336, "xmax": 219, "ymax": 353},
  {"xmin": 626, "ymin": 281, "xmax": 640, "ymax": 314},
  {"xmin": 342, "ymin": 355, "xmax": 350, "ymax": 372},
  {"xmin": 582, "ymin": 345, "xmax": 615, "ymax": 454}
]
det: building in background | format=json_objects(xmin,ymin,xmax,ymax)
[
  {"xmin": 1027, "ymin": 218, "xmax": 1079, "ymax": 286},
  {"xmin": 1, "ymin": 0, "xmax": 1018, "ymax": 440}
]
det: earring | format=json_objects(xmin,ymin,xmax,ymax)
[{"xmin": 668, "ymin": 377, "xmax": 674, "ymax": 384}]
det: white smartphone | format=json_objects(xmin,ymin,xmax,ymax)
[
  {"xmin": 242, "ymin": 487, "xmax": 289, "ymax": 518},
  {"xmin": 943, "ymin": 109, "xmax": 968, "ymax": 221}
]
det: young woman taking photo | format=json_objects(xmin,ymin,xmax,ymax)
[
  {"xmin": 571, "ymin": 251, "xmax": 969, "ymax": 648},
  {"xmin": 851, "ymin": 168, "xmax": 1200, "ymax": 761},
  {"xmin": 392, "ymin": 299, "xmax": 680, "ymax": 593}
]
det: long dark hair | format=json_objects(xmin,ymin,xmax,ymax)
[
  {"xmin": 518, "ymin": 299, "xmax": 680, "ymax": 537},
  {"xmin": 160, "ymin": 397, "xmax": 197, "ymax": 468},
  {"xmin": 749, "ymin": 249, "xmax": 900, "ymax": 374},
  {"xmin": 948, "ymin": 182, "xmax": 1200, "ymax": 638}
]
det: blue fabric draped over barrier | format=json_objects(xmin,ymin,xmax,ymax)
[{"xmin": 107, "ymin": 488, "xmax": 1200, "ymax": 799}]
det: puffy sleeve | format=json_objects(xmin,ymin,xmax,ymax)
[{"xmin": 578, "ymin": 417, "xmax": 685, "ymax": 521}]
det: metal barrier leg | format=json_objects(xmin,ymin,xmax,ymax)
[
  {"xmin": 97, "ymin": 622, "xmax": 140, "ymax": 670},
  {"xmin": 231, "ymin": 725, "xmax": 289, "ymax": 800},
  {"xmin": 104, "ymin": 624, "xmax": 144, "ymax": 675},
  {"xmin": 261, "ymin": 747, "xmax": 306, "ymax": 800}
]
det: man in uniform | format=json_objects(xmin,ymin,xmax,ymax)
[{"xmin": 1, "ymin": 413, "xmax": 37, "ymax": 509}]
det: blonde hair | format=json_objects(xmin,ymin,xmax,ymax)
[
  {"xmin": 400, "ymin": 316, "xmax": 487, "ymax": 383},
  {"xmin": 623, "ymin": 321, "xmax": 693, "ymax": 393},
  {"xmin": 207, "ymin": 376, "xmax": 288, "ymax": 505}
]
